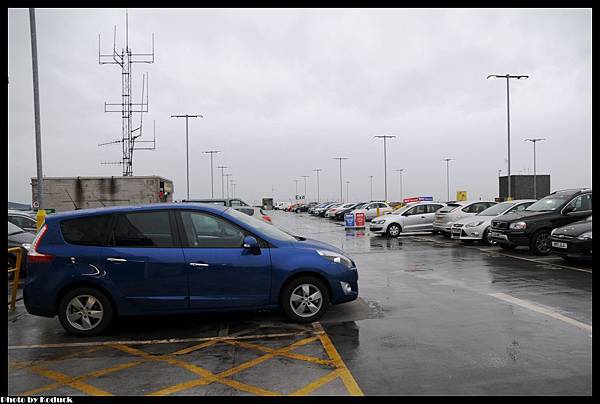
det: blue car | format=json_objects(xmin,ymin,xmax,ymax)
[{"xmin": 24, "ymin": 203, "xmax": 358, "ymax": 336}]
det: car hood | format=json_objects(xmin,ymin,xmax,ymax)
[
  {"xmin": 291, "ymin": 237, "xmax": 347, "ymax": 255},
  {"xmin": 454, "ymin": 216, "xmax": 493, "ymax": 226},
  {"xmin": 494, "ymin": 210, "xmax": 556, "ymax": 222},
  {"xmin": 553, "ymin": 220, "xmax": 592, "ymax": 236}
]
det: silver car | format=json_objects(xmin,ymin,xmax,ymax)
[
  {"xmin": 352, "ymin": 201, "xmax": 394, "ymax": 221},
  {"xmin": 432, "ymin": 200, "xmax": 498, "ymax": 237},
  {"xmin": 451, "ymin": 200, "xmax": 536, "ymax": 245},
  {"xmin": 370, "ymin": 202, "xmax": 446, "ymax": 236}
]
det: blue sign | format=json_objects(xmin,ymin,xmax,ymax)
[
  {"xmin": 344, "ymin": 213, "xmax": 355, "ymax": 227},
  {"xmin": 419, "ymin": 196, "xmax": 433, "ymax": 201}
]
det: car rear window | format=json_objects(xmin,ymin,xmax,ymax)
[
  {"xmin": 60, "ymin": 214, "xmax": 112, "ymax": 246},
  {"xmin": 438, "ymin": 203, "xmax": 460, "ymax": 213}
]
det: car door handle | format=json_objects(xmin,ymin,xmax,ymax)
[
  {"xmin": 420, "ymin": 216, "xmax": 427, "ymax": 218},
  {"xmin": 106, "ymin": 257, "xmax": 127, "ymax": 262},
  {"xmin": 189, "ymin": 262, "xmax": 209, "ymax": 267}
]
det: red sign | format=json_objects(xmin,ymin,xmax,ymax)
[
  {"xmin": 355, "ymin": 212, "xmax": 366, "ymax": 227},
  {"xmin": 403, "ymin": 197, "xmax": 419, "ymax": 203}
]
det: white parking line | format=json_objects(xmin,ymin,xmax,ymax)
[
  {"xmin": 489, "ymin": 292, "xmax": 592, "ymax": 334},
  {"xmin": 484, "ymin": 251, "xmax": 592, "ymax": 274}
]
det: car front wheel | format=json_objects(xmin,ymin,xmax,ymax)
[
  {"xmin": 387, "ymin": 223, "xmax": 401, "ymax": 237},
  {"xmin": 281, "ymin": 277, "xmax": 329, "ymax": 323},
  {"xmin": 530, "ymin": 229, "xmax": 552, "ymax": 256},
  {"xmin": 58, "ymin": 287, "xmax": 114, "ymax": 336}
]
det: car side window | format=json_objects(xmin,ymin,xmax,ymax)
[
  {"xmin": 61, "ymin": 214, "xmax": 113, "ymax": 246},
  {"xmin": 404, "ymin": 207, "xmax": 417, "ymax": 216},
  {"xmin": 180, "ymin": 211, "xmax": 245, "ymax": 248},
  {"xmin": 9, "ymin": 215, "xmax": 35, "ymax": 229},
  {"xmin": 564, "ymin": 194, "xmax": 592, "ymax": 212},
  {"xmin": 428, "ymin": 204, "xmax": 444, "ymax": 214},
  {"xmin": 415, "ymin": 205, "xmax": 428, "ymax": 215},
  {"xmin": 509, "ymin": 203, "xmax": 531, "ymax": 213},
  {"xmin": 462, "ymin": 204, "xmax": 474, "ymax": 213},
  {"xmin": 109, "ymin": 211, "xmax": 174, "ymax": 248}
]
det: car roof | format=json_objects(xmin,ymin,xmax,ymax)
[{"xmin": 46, "ymin": 203, "xmax": 229, "ymax": 221}]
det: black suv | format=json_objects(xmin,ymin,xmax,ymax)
[{"xmin": 489, "ymin": 189, "xmax": 592, "ymax": 255}]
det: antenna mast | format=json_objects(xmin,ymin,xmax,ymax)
[{"xmin": 98, "ymin": 10, "xmax": 156, "ymax": 176}]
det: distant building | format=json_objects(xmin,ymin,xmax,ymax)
[{"xmin": 498, "ymin": 174, "xmax": 550, "ymax": 200}]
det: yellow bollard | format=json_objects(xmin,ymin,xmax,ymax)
[
  {"xmin": 376, "ymin": 207, "xmax": 380, "ymax": 217},
  {"xmin": 36, "ymin": 209, "xmax": 46, "ymax": 231}
]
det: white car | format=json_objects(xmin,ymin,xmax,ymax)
[
  {"xmin": 369, "ymin": 202, "xmax": 446, "ymax": 236},
  {"xmin": 325, "ymin": 203, "xmax": 351, "ymax": 218},
  {"xmin": 432, "ymin": 200, "xmax": 498, "ymax": 237},
  {"xmin": 451, "ymin": 199, "xmax": 536, "ymax": 245},
  {"xmin": 351, "ymin": 201, "xmax": 394, "ymax": 221}
]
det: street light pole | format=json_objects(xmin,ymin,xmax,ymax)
[
  {"xmin": 346, "ymin": 181, "xmax": 350, "ymax": 203},
  {"xmin": 224, "ymin": 174, "xmax": 232, "ymax": 199},
  {"xmin": 231, "ymin": 182, "xmax": 236, "ymax": 198},
  {"xmin": 374, "ymin": 135, "xmax": 396, "ymax": 201},
  {"xmin": 301, "ymin": 175, "xmax": 309, "ymax": 202},
  {"xmin": 217, "ymin": 165, "xmax": 228, "ymax": 198},
  {"xmin": 368, "ymin": 176, "xmax": 374, "ymax": 201},
  {"xmin": 203, "ymin": 150, "xmax": 220, "ymax": 198},
  {"xmin": 333, "ymin": 157, "xmax": 349, "ymax": 202},
  {"xmin": 442, "ymin": 158, "xmax": 454, "ymax": 201},
  {"xmin": 524, "ymin": 138, "xmax": 545, "ymax": 199},
  {"xmin": 487, "ymin": 73, "xmax": 529, "ymax": 200},
  {"xmin": 395, "ymin": 169, "xmax": 405, "ymax": 202},
  {"xmin": 29, "ymin": 8, "xmax": 44, "ymax": 210},
  {"xmin": 313, "ymin": 169, "xmax": 322, "ymax": 203},
  {"xmin": 171, "ymin": 114, "xmax": 203, "ymax": 200}
]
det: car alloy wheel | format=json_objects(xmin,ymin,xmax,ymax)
[
  {"xmin": 58, "ymin": 287, "xmax": 114, "ymax": 336},
  {"xmin": 482, "ymin": 228, "xmax": 496, "ymax": 246},
  {"xmin": 282, "ymin": 277, "xmax": 329, "ymax": 323},
  {"xmin": 531, "ymin": 229, "xmax": 552, "ymax": 256},
  {"xmin": 387, "ymin": 223, "xmax": 401, "ymax": 237},
  {"xmin": 66, "ymin": 295, "xmax": 104, "ymax": 331},
  {"xmin": 290, "ymin": 284, "xmax": 323, "ymax": 318}
]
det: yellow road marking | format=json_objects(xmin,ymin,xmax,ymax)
[
  {"xmin": 170, "ymin": 327, "xmax": 258, "ymax": 356},
  {"xmin": 11, "ymin": 346, "xmax": 106, "ymax": 370},
  {"xmin": 290, "ymin": 369, "xmax": 341, "ymax": 396},
  {"xmin": 226, "ymin": 339, "xmax": 334, "ymax": 366},
  {"xmin": 313, "ymin": 323, "xmax": 364, "ymax": 396},
  {"xmin": 490, "ymin": 292, "xmax": 592, "ymax": 333},
  {"xmin": 28, "ymin": 365, "xmax": 112, "ymax": 396}
]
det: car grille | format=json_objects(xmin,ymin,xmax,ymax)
[
  {"xmin": 453, "ymin": 223, "xmax": 464, "ymax": 228},
  {"xmin": 552, "ymin": 234, "xmax": 574, "ymax": 240},
  {"xmin": 491, "ymin": 221, "xmax": 507, "ymax": 230}
]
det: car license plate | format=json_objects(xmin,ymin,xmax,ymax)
[
  {"xmin": 552, "ymin": 241, "xmax": 567, "ymax": 249},
  {"xmin": 489, "ymin": 231, "xmax": 507, "ymax": 240}
]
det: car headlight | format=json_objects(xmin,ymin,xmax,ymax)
[
  {"xmin": 316, "ymin": 250, "xmax": 354, "ymax": 269},
  {"xmin": 372, "ymin": 219, "xmax": 385, "ymax": 224},
  {"xmin": 21, "ymin": 243, "xmax": 31, "ymax": 251},
  {"xmin": 509, "ymin": 221, "xmax": 527, "ymax": 230},
  {"xmin": 551, "ymin": 228, "xmax": 557, "ymax": 236},
  {"xmin": 465, "ymin": 221, "xmax": 484, "ymax": 228},
  {"xmin": 577, "ymin": 231, "xmax": 592, "ymax": 240}
]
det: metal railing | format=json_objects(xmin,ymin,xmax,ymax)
[{"xmin": 8, "ymin": 247, "xmax": 24, "ymax": 310}]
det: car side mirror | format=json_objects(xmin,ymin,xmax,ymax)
[
  {"xmin": 563, "ymin": 206, "xmax": 575, "ymax": 215},
  {"xmin": 243, "ymin": 236, "xmax": 259, "ymax": 250},
  {"xmin": 365, "ymin": 207, "xmax": 370, "ymax": 210}
]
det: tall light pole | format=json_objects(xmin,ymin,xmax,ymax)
[
  {"xmin": 224, "ymin": 173, "xmax": 232, "ymax": 199},
  {"xmin": 524, "ymin": 138, "xmax": 545, "ymax": 199},
  {"xmin": 442, "ymin": 158, "xmax": 454, "ymax": 201},
  {"xmin": 171, "ymin": 114, "xmax": 203, "ymax": 200},
  {"xmin": 346, "ymin": 181, "xmax": 350, "ymax": 203},
  {"xmin": 374, "ymin": 135, "xmax": 396, "ymax": 201},
  {"xmin": 395, "ymin": 169, "xmax": 405, "ymax": 202},
  {"xmin": 231, "ymin": 182, "xmax": 236, "ymax": 198},
  {"xmin": 217, "ymin": 165, "xmax": 228, "ymax": 198},
  {"xmin": 368, "ymin": 176, "xmax": 374, "ymax": 201},
  {"xmin": 333, "ymin": 157, "xmax": 349, "ymax": 202},
  {"xmin": 313, "ymin": 168, "xmax": 322, "ymax": 203},
  {"xmin": 203, "ymin": 150, "xmax": 220, "ymax": 198},
  {"xmin": 487, "ymin": 73, "xmax": 529, "ymax": 200},
  {"xmin": 29, "ymin": 8, "xmax": 44, "ymax": 210},
  {"xmin": 301, "ymin": 175, "xmax": 309, "ymax": 202}
]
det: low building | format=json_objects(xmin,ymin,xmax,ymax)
[{"xmin": 31, "ymin": 176, "xmax": 173, "ymax": 212}]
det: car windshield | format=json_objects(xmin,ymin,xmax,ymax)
[
  {"xmin": 353, "ymin": 203, "xmax": 367, "ymax": 209},
  {"xmin": 341, "ymin": 203, "xmax": 355, "ymax": 209},
  {"xmin": 478, "ymin": 202, "xmax": 517, "ymax": 216},
  {"xmin": 438, "ymin": 203, "xmax": 461, "ymax": 213},
  {"xmin": 226, "ymin": 208, "xmax": 296, "ymax": 242},
  {"xmin": 526, "ymin": 193, "xmax": 573, "ymax": 212},
  {"xmin": 8, "ymin": 221, "xmax": 24, "ymax": 235},
  {"xmin": 391, "ymin": 205, "xmax": 413, "ymax": 215}
]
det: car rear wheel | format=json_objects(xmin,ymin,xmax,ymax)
[
  {"xmin": 530, "ymin": 229, "xmax": 552, "ymax": 256},
  {"xmin": 481, "ymin": 228, "xmax": 495, "ymax": 246},
  {"xmin": 58, "ymin": 287, "xmax": 114, "ymax": 336},
  {"xmin": 281, "ymin": 277, "xmax": 329, "ymax": 323},
  {"xmin": 387, "ymin": 223, "xmax": 401, "ymax": 237}
]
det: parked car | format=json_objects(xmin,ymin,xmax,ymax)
[
  {"xmin": 315, "ymin": 202, "xmax": 340, "ymax": 217},
  {"xmin": 451, "ymin": 200, "xmax": 536, "ymax": 245},
  {"xmin": 333, "ymin": 202, "xmax": 367, "ymax": 221},
  {"xmin": 550, "ymin": 215, "xmax": 592, "ymax": 261},
  {"xmin": 369, "ymin": 202, "xmax": 446, "ymax": 236},
  {"xmin": 309, "ymin": 202, "xmax": 333, "ymax": 214},
  {"xmin": 351, "ymin": 201, "xmax": 394, "ymax": 222},
  {"xmin": 432, "ymin": 200, "xmax": 497, "ymax": 237},
  {"xmin": 23, "ymin": 203, "xmax": 359, "ymax": 336},
  {"xmin": 490, "ymin": 189, "xmax": 592, "ymax": 255},
  {"xmin": 274, "ymin": 202, "xmax": 290, "ymax": 211},
  {"xmin": 182, "ymin": 198, "xmax": 272, "ymax": 223},
  {"xmin": 325, "ymin": 203, "xmax": 351, "ymax": 218},
  {"xmin": 8, "ymin": 221, "xmax": 34, "ymax": 276},
  {"xmin": 295, "ymin": 202, "xmax": 317, "ymax": 213},
  {"xmin": 8, "ymin": 210, "xmax": 38, "ymax": 233}
]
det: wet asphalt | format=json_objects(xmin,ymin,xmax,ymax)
[{"xmin": 7, "ymin": 210, "xmax": 592, "ymax": 395}]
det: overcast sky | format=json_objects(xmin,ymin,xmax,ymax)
[{"xmin": 8, "ymin": 8, "xmax": 591, "ymax": 205}]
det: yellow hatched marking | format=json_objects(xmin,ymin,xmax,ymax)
[
  {"xmin": 313, "ymin": 323, "xmax": 364, "ymax": 396},
  {"xmin": 290, "ymin": 369, "xmax": 342, "ymax": 396},
  {"xmin": 11, "ymin": 346, "xmax": 106, "ymax": 370},
  {"xmin": 27, "ymin": 365, "xmax": 112, "ymax": 396},
  {"xmin": 225, "ymin": 339, "xmax": 334, "ymax": 366}
]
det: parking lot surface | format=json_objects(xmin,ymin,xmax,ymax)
[{"xmin": 8, "ymin": 210, "xmax": 592, "ymax": 395}]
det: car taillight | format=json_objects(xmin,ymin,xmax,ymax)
[
  {"xmin": 263, "ymin": 215, "xmax": 272, "ymax": 223},
  {"xmin": 27, "ymin": 224, "xmax": 54, "ymax": 263}
]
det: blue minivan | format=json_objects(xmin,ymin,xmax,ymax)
[{"xmin": 24, "ymin": 203, "xmax": 358, "ymax": 335}]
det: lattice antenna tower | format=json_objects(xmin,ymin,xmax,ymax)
[{"xmin": 98, "ymin": 10, "xmax": 156, "ymax": 176}]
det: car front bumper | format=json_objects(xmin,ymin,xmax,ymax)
[
  {"xmin": 550, "ymin": 237, "xmax": 592, "ymax": 259},
  {"xmin": 488, "ymin": 229, "xmax": 530, "ymax": 246}
]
